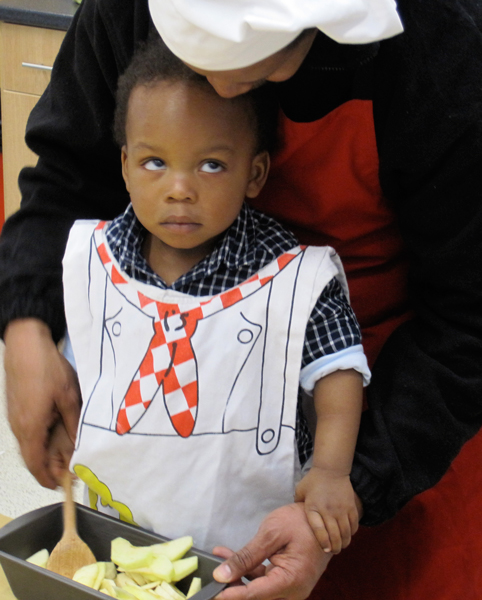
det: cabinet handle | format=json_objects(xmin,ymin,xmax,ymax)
[{"xmin": 21, "ymin": 62, "xmax": 53, "ymax": 72}]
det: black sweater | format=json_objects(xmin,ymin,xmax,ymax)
[{"xmin": 1, "ymin": 0, "xmax": 482, "ymax": 526}]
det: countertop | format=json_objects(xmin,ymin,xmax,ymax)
[{"xmin": 0, "ymin": 0, "xmax": 77, "ymax": 31}]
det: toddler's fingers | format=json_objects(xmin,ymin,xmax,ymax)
[
  {"xmin": 339, "ymin": 514, "xmax": 354, "ymax": 550},
  {"xmin": 349, "ymin": 506, "xmax": 360, "ymax": 536},
  {"xmin": 306, "ymin": 509, "xmax": 331, "ymax": 553},
  {"xmin": 348, "ymin": 510, "xmax": 360, "ymax": 537},
  {"xmin": 322, "ymin": 515, "xmax": 343, "ymax": 554}
]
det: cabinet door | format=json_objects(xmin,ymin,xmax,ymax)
[
  {"xmin": 1, "ymin": 90, "xmax": 40, "ymax": 217},
  {"xmin": 1, "ymin": 23, "xmax": 65, "ymax": 95},
  {"xmin": 1, "ymin": 23, "xmax": 65, "ymax": 218}
]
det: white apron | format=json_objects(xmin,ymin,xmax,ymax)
[{"xmin": 63, "ymin": 220, "xmax": 348, "ymax": 552}]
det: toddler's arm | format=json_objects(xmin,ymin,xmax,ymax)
[{"xmin": 295, "ymin": 369, "xmax": 363, "ymax": 554}]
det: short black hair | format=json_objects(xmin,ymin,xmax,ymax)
[{"xmin": 114, "ymin": 37, "xmax": 279, "ymax": 154}]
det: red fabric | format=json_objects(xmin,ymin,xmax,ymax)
[
  {"xmin": 252, "ymin": 100, "xmax": 411, "ymax": 367},
  {"xmin": 251, "ymin": 99, "xmax": 482, "ymax": 598},
  {"xmin": 314, "ymin": 433, "xmax": 482, "ymax": 599}
]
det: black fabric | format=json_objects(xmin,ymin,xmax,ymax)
[{"xmin": 1, "ymin": 0, "xmax": 482, "ymax": 526}]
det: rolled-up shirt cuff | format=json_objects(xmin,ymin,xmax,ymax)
[{"xmin": 300, "ymin": 344, "xmax": 371, "ymax": 392}]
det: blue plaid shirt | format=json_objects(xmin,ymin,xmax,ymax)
[{"xmin": 106, "ymin": 202, "xmax": 362, "ymax": 463}]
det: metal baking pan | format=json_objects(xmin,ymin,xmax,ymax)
[{"xmin": 0, "ymin": 503, "xmax": 227, "ymax": 600}]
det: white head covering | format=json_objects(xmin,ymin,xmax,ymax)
[{"xmin": 148, "ymin": 0, "xmax": 404, "ymax": 71}]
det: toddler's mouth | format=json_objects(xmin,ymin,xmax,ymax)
[{"xmin": 161, "ymin": 217, "xmax": 201, "ymax": 233}]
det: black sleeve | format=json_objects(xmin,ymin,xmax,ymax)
[
  {"xmin": 0, "ymin": 0, "xmax": 151, "ymax": 342},
  {"xmin": 351, "ymin": 0, "xmax": 482, "ymax": 525}
]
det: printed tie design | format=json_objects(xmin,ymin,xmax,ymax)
[{"xmin": 94, "ymin": 221, "xmax": 303, "ymax": 437}]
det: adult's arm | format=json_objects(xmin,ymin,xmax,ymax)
[
  {"xmin": 351, "ymin": 0, "xmax": 482, "ymax": 524},
  {"xmin": 0, "ymin": 0, "xmax": 151, "ymax": 485},
  {"xmin": 4, "ymin": 319, "xmax": 80, "ymax": 488}
]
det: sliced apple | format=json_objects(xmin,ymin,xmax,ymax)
[
  {"xmin": 150, "ymin": 537, "xmax": 193, "ymax": 561},
  {"xmin": 28, "ymin": 535, "xmax": 204, "ymax": 598},
  {"xmin": 157, "ymin": 581, "xmax": 186, "ymax": 600},
  {"xmin": 101, "ymin": 579, "xmax": 117, "ymax": 595},
  {"xmin": 140, "ymin": 581, "xmax": 162, "ymax": 590},
  {"xmin": 112, "ymin": 538, "xmax": 154, "ymax": 571},
  {"xmin": 133, "ymin": 554, "xmax": 174, "ymax": 582},
  {"xmin": 126, "ymin": 572, "xmax": 148, "ymax": 586},
  {"xmin": 171, "ymin": 557, "xmax": 198, "ymax": 583},
  {"xmin": 186, "ymin": 577, "xmax": 202, "ymax": 599},
  {"xmin": 125, "ymin": 584, "xmax": 159, "ymax": 600},
  {"xmin": 114, "ymin": 587, "xmax": 138, "ymax": 600},
  {"xmin": 102, "ymin": 561, "xmax": 118, "ymax": 580},
  {"xmin": 116, "ymin": 573, "xmax": 139, "ymax": 588},
  {"xmin": 152, "ymin": 586, "xmax": 174, "ymax": 600},
  {"xmin": 26, "ymin": 548, "xmax": 49, "ymax": 568},
  {"xmin": 73, "ymin": 562, "xmax": 102, "ymax": 589},
  {"xmin": 93, "ymin": 561, "xmax": 107, "ymax": 590}
]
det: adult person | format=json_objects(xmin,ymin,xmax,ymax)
[{"xmin": 0, "ymin": 0, "xmax": 481, "ymax": 599}]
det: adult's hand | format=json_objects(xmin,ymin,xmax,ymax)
[
  {"xmin": 4, "ymin": 318, "xmax": 81, "ymax": 489},
  {"xmin": 212, "ymin": 503, "xmax": 331, "ymax": 600}
]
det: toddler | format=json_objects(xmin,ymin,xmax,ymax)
[{"xmin": 52, "ymin": 38, "xmax": 370, "ymax": 555}]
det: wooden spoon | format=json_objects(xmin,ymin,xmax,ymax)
[{"xmin": 46, "ymin": 470, "xmax": 97, "ymax": 578}]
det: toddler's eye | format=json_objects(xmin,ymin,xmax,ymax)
[
  {"xmin": 144, "ymin": 159, "xmax": 165, "ymax": 171},
  {"xmin": 201, "ymin": 161, "xmax": 223, "ymax": 173}
]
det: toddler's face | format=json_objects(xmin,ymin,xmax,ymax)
[{"xmin": 121, "ymin": 80, "xmax": 268, "ymax": 262}]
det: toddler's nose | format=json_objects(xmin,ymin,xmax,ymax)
[{"xmin": 165, "ymin": 173, "xmax": 196, "ymax": 202}]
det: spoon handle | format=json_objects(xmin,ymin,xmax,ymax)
[{"xmin": 62, "ymin": 470, "xmax": 77, "ymax": 537}]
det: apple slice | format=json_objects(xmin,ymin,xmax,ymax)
[
  {"xmin": 125, "ymin": 584, "xmax": 159, "ymax": 600},
  {"xmin": 94, "ymin": 561, "xmax": 107, "ymax": 590},
  {"xmin": 116, "ymin": 573, "xmax": 139, "ymax": 588},
  {"xmin": 158, "ymin": 581, "xmax": 186, "ymax": 600},
  {"xmin": 102, "ymin": 561, "xmax": 118, "ymax": 580},
  {"xmin": 126, "ymin": 572, "xmax": 148, "ymax": 586},
  {"xmin": 133, "ymin": 554, "xmax": 174, "ymax": 582},
  {"xmin": 186, "ymin": 577, "xmax": 202, "ymax": 599},
  {"xmin": 171, "ymin": 557, "xmax": 198, "ymax": 583},
  {"xmin": 73, "ymin": 562, "xmax": 101, "ymax": 589},
  {"xmin": 26, "ymin": 548, "xmax": 50, "ymax": 568},
  {"xmin": 150, "ymin": 537, "xmax": 193, "ymax": 561},
  {"xmin": 100, "ymin": 579, "xmax": 117, "ymax": 596},
  {"xmin": 114, "ymin": 587, "xmax": 138, "ymax": 600},
  {"xmin": 112, "ymin": 538, "xmax": 154, "ymax": 571},
  {"xmin": 152, "ymin": 586, "xmax": 174, "ymax": 600},
  {"xmin": 140, "ymin": 581, "xmax": 162, "ymax": 590}
]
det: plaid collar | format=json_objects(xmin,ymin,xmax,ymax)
[{"xmin": 105, "ymin": 202, "xmax": 294, "ymax": 287}]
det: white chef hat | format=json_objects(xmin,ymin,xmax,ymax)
[{"xmin": 148, "ymin": 0, "xmax": 404, "ymax": 71}]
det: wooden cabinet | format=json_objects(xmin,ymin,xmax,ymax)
[{"xmin": 0, "ymin": 22, "xmax": 65, "ymax": 218}]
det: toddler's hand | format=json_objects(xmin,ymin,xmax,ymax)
[
  {"xmin": 47, "ymin": 421, "xmax": 75, "ymax": 487},
  {"xmin": 294, "ymin": 466, "xmax": 359, "ymax": 554}
]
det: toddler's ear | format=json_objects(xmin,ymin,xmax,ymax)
[
  {"xmin": 121, "ymin": 146, "xmax": 131, "ymax": 193},
  {"xmin": 246, "ymin": 151, "xmax": 270, "ymax": 199}
]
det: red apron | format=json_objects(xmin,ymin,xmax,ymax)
[{"xmin": 252, "ymin": 99, "xmax": 482, "ymax": 599}]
